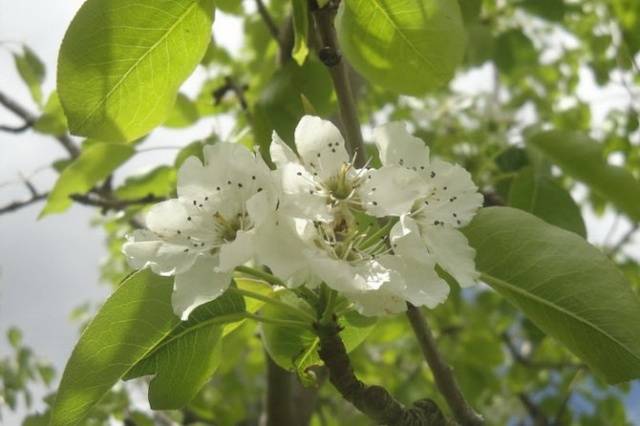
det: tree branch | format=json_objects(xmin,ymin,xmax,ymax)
[
  {"xmin": 0, "ymin": 90, "xmax": 80, "ymax": 158},
  {"xmin": 255, "ymin": 0, "xmax": 284, "ymax": 51},
  {"xmin": 70, "ymin": 192, "xmax": 165, "ymax": 213},
  {"xmin": 517, "ymin": 393, "xmax": 549, "ymax": 426},
  {"xmin": 315, "ymin": 319, "xmax": 447, "ymax": 426},
  {"xmin": 310, "ymin": 0, "xmax": 366, "ymax": 167},
  {"xmin": 500, "ymin": 332, "xmax": 585, "ymax": 371},
  {"xmin": 0, "ymin": 191, "xmax": 48, "ymax": 214},
  {"xmin": 405, "ymin": 304, "xmax": 484, "ymax": 426}
]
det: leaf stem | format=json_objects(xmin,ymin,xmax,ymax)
[
  {"xmin": 405, "ymin": 303, "xmax": 484, "ymax": 425},
  {"xmin": 236, "ymin": 265, "xmax": 286, "ymax": 287},
  {"xmin": 246, "ymin": 312, "xmax": 313, "ymax": 332},
  {"xmin": 228, "ymin": 287, "xmax": 315, "ymax": 322}
]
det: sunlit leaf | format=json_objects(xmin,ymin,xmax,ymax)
[
  {"xmin": 336, "ymin": 0, "xmax": 466, "ymax": 95},
  {"xmin": 57, "ymin": 0, "xmax": 215, "ymax": 142}
]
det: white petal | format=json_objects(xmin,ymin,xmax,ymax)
[
  {"xmin": 146, "ymin": 199, "xmax": 203, "ymax": 237},
  {"xmin": 422, "ymin": 226, "xmax": 478, "ymax": 288},
  {"xmin": 374, "ymin": 122, "xmax": 430, "ymax": 170},
  {"xmin": 307, "ymin": 254, "xmax": 389, "ymax": 293},
  {"xmin": 379, "ymin": 254, "xmax": 449, "ymax": 309},
  {"xmin": 254, "ymin": 215, "xmax": 314, "ymax": 284},
  {"xmin": 172, "ymin": 255, "xmax": 232, "ymax": 320},
  {"xmin": 390, "ymin": 216, "xmax": 431, "ymax": 265},
  {"xmin": 419, "ymin": 159, "xmax": 483, "ymax": 227},
  {"xmin": 359, "ymin": 166, "xmax": 425, "ymax": 217},
  {"xmin": 246, "ymin": 187, "xmax": 277, "ymax": 227},
  {"xmin": 294, "ymin": 115, "xmax": 349, "ymax": 180},
  {"xmin": 177, "ymin": 156, "xmax": 215, "ymax": 201},
  {"xmin": 275, "ymin": 163, "xmax": 332, "ymax": 222},
  {"xmin": 345, "ymin": 285, "xmax": 407, "ymax": 317},
  {"xmin": 270, "ymin": 131, "xmax": 299, "ymax": 167},
  {"xmin": 122, "ymin": 230, "xmax": 196, "ymax": 275},
  {"xmin": 217, "ymin": 230, "xmax": 254, "ymax": 272}
]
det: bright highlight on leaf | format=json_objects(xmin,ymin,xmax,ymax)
[{"xmin": 57, "ymin": 0, "xmax": 215, "ymax": 142}]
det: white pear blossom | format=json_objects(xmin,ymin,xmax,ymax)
[
  {"xmin": 270, "ymin": 115, "xmax": 423, "ymax": 222},
  {"xmin": 375, "ymin": 122, "xmax": 484, "ymax": 289},
  {"xmin": 123, "ymin": 143, "xmax": 276, "ymax": 320},
  {"xmin": 264, "ymin": 116, "xmax": 450, "ymax": 315}
]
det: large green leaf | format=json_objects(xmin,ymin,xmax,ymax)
[
  {"xmin": 464, "ymin": 207, "xmax": 640, "ymax": 384},
  {"xmin": 51, "ymin": 272, "xmax": 267, "ymax": 425},
  {"xmin": 50, "ymin": 270, "xmax": 180, "ymax": 426},
  {"xmin": 40, "ymin": 142, "xmax": 135, "ymax": 217},
  {"xmin": 336, "ymin": 0, "xmax": 466, "ymax": 95},
  {"xmin": 57, "ymin": 0, "xmax": 215, "ymax": 142},
  {"xmin": 528, "ymin": 130, "xmax": 640, "ymax": 222},
  {"xmin": 508, "ymin": 167, "xmax": 586, "ymax": 237}
]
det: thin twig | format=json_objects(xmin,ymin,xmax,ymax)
[
  {"xmin": 0, "ymin": 90, "xmax": 79, "ymax": 158},
  {"xmin": 405, "ymin": 304, "xmax": 484, "ymax": 426},
  {"xmin": 70, "ymin": 193, "xmax": 165, "ymax": 213},
  {"xmin": 518, "ymin": 393, "xmax": 549, "ymax": 426},
  {"xmin": 255, "ymin": 0, "xmax": 284, "ymax": 51},
  {"xmin": 606, "ymin": 223, "xmax": 638, "ymax": 256},
  {"xmin": 310, "ymin": 0, "xmax": 366, "ymax": 167},
  {"xmin": 0, "ymin": 122, "xmax": 31, "ymax": 133},
  {"xmin": 501, "ymin": 332, "xmax": 585, "ymax": 371},
  {"xmin": 0, "ymin": 192, "xmax": 48, "ymax": 214}
]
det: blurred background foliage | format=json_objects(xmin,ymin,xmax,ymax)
[{"xmin": 2, "ymin": 0, "xmax": 640, "ymax": 424}]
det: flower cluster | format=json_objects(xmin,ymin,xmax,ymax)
[{"xmin": 123, "ymin": 116, "xmax": 483, "ymax": 319}]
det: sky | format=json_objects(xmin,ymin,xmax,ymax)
[{"xmin": 0, "ymin": 0, "xmax": 638, "ymax": 424}]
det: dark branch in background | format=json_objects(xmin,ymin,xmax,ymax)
[
  {"xmin": 500, "ymin": 332, "xmax": 585, "ymax": 371},
  {"xmin": 310, "ymin": 0, "xmax": 366, "ymax": 167},
  {"xmin": 405, "ymin": 304, "xmax": 484, "ymax": 426},
  {"xmin": 517, "ymin": 393, "xmax": 549, "ymax": 426},
  {"xmin": 70, "ymin": 192, "xmax": 166, "ymax": 214},
  {"xmin": 0, "ymin": 122, "xmax": 32, "ymax": 133},
  {"xmin": 315, "ymin": 319, "xmax": 447, "ymax": 426},
  {"xmin": 255, "ymin": 0, "xmax": 284, "ymax": 51},
  {"xmin": 606, "ymin": 223, "xmax": 639, "ymax": 256},
  {"xmin": 0, "ymin": 191, "xmax": 48, "ymax": 214},
  {"xmin": 0, "ymin": 90, "xmax": 80, "ymax": 158},
  {"xmin": 482, "ymin": 191, "xmax": 504, "ymax": 207},
  {"xmin": 213, "ymin": 76, "xmax": 250, "ymax": 112}
]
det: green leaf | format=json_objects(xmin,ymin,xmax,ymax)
[
  {"xmin": 115, "ymin": 166, "xmax": 176, "ymax": 200},
  {"xmin": 336, "ymin": 0, "xmax": 466, "ymax": 95},
  {"xmin": 13, "ymin": 45, "xmax": 45, "ymax": 105},
  {"xmin": 122, "ymin": 279, "xmax": 270, "ymax": 409},
  {"xmin": 464, "ymin": 207, "xmax": 640, "ymax": 383},
  {"xmin": 508, "ymin": 167, "xmax": 586, "ymax": 237},
  {"xmin": 261, "ymin": 294, "xmax": 376, "ymax": 375},
  {"xmin": 40, "ymin": 143, "xmax": 134, "ymax": 217},
  {"xmin": 50, "ymin": 270, "xmax": 180, "ymax": 426},
  {"xmin": 253, "ymin": 60, "xmax": 334, "ymax": 158},
  {"xmin": 57, "ymin": 0, "xmax": 215, "ymax": 142},
  {"xmin": 164, "ymin": 93, "xmax": 200, "ymax": 128},
  {"xmin": 7, "ymin": 327, "xmax": 22, "ymax": 348},
  {"xmin": 291, "ymin": 0, "xmax": 309, "ymax": 65},
  {"xmin": 33, "ymin": 92, "xmax": 68, "ymax": 136},
  {"xmin": 528, "ymin": 130, "xmax": 640, "ymax": 222}
]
